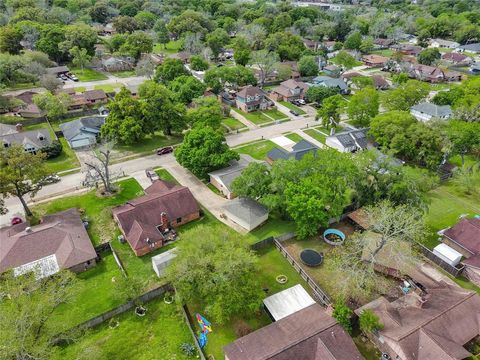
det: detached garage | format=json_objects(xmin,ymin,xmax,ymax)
[
  {"xmin": 222, "ymin": 197, "xmax": 269, "ymax": 231},
  {"xmin": 433, "ymin": 243, "xmax": 463, "ymax": 267}
]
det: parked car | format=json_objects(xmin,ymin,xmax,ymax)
[
  {"xmin": 11, "ymin": 216, "xmax": 22, "ymax": 225},
  {"xmin": 41, "ymin": 174, "xmax": 61, "ymax": 184},
  {"xmin": 60, "ymin": 74, "xmax": 68, "ymax": 81},
  {"xmin": 157, "ymin": 146, "xmax": 174, "ymax": 155},
  {"xmin": 145, "ymin": 168, "xmax": 160, "ymax": 182},
  {"xmin": 289, "ymin": 109, "xmax": 299, "ymax": 116}
]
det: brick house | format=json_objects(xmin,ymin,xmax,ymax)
[
  {"xmin": 83, "ymin": 90, "xmax": 108, "ymax": 104},
  {"xmin": 362, "ymin": 54, "xmax": 389, "ymax": 68},
  {"xmin": 235, "ymin": 86, "xmax": 271, "ymax": 113},
  {"xmin": 112, "ymin": 180, "xmax": 200, "ymax": 256},
  {"xmin": 269, "ymin": 79, "xmax": 309, "ymax": 102}
]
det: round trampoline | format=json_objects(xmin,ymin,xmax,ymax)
[
  {"xmin": 300, "ymin": 249, "xmax": 323, "ymax": 267},
  {"xmin": 323, "ymin": 229, "xmax": 346, "ymax": 246}
]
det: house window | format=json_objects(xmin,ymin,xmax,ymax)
[{"xmin": 176, "ymin": 217, "xmax": 182, "ymax": 223}]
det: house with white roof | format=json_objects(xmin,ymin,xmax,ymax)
[{"xmin": 410, "ymin": 102, "xmax": 452, "ymax": 122}]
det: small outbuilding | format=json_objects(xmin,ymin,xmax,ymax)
[
  {"xmin": 432, "ymin": 243, "xmax": 463, "ymax": 267},
  {"xmin": 263, "ymin": 284, "xmax": 316, "ymax": 321},
  {"xmin": 222, "ymin": 197, "xmax": 269, "ymax": 231},
  {"xmin": 151, "ymin": 248, "xmax": 177, "ymax": 277}
]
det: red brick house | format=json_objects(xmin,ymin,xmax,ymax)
[
  {"xmin": 362, "ymin": 54, "xmax": 389, "ymax": 68},
  {"xmin": 269, "ymin": 79, "xmax": 309, "ymax": 102},
  {"xmin": 83, "ymin": 90, "xmax": 108, "ymax": 104},
  {"xmin": 112, "ymin": 180, "xmax": 200, "ymax": 256}
]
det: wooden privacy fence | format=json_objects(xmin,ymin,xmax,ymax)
[
  {"xmin": 416, "ymin": 243, "xmax": 465, "ymax": 277},
  {"xmin": 273, "ymin": 238, "xmax": 332, "ymax": 307}
]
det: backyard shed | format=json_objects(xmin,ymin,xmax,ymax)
[
  {"xmin": 151, "ymin": 248, "xmax": 177, "ymax": 277},
  {"xmin": 263, "ymin": 284, "xmax": 316, "ymax": 321},
  {"xmin": 433, "ymin": 243, "xmax": 463, "ymax": 267},
  {"xmin": 222, "ymin": 197, "xmax": 269, "ymax": 231}
]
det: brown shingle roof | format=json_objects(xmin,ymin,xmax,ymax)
[
  {"xmin": 112, "ymin": 180, "xmax": 199, "ymax": 251},
  {"xmin": 83, "ymin": 89, "xmax": 107, "ymax": 101},
  {"xmin": 356, "ymin": 282, "xmax": 480, "ymax": 360},
  {"xmin": 0, "ymin": 208, "xmax": 96, "ymax": 273},
  {"xmin": 272, "ymin": 79, "xmax": 309, "ymax": 98},
  {"xmin": 237, "ymin": 85, "xmax": 263, "ymax": 98},
  {"xmin": 443, "ymin": 218, "xmax": 480, "ymax": 255},
  {"xmin": 224, "ymin": 304, "xmax": 362, "ymax": 360}
]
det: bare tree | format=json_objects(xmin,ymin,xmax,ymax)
[
  {"xmin": 40, "ymin": 74, "xmax": 63, "ymax": 92},
  {"xmin": 83, "ymin": 142, "xmax": 120, "ymax": 194},
  {"xmin": 135, "ymin": 57, "xmax": 156, "ymax": 79},
  {"xmin": 248, "ymin": 50, "xmax": 279, "ymax": 87}
]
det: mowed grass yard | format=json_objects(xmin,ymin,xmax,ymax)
[
  {"xmin": 153, "ymin": 40, "xmax": 183, "ymax": 54},
  {"xmin": 279, "ymin": 101, "xmax": 306, "ymax": 115},
  {"xmin": 235, "ymin": 140, "xmax": 279, "ymax": 160},
  {"xmin": 303, "ymin": 129, "xmax": 327, "ymax": 144},
  {"xmin": 222, "ymin": 117, "xmax": 246, "ymax": 131},
  {"xmin": 32, "ymin": 178, "xmax": 144, "ymax": 246},
  {"xmin": 113, "ymin": 132, "xmax": 183, "ymax": 157},
  {"xmin": 70, "ymin": 67, "xmax": 108, "ymax": 81},
  {"xmin": 53, "ymin": 297, "xmax": 194, "ymax": 360}
]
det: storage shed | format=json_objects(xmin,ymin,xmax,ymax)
[
  {"xmin": 263, "ymin": 284, "xmax": 316, "ymax": 321},
  {"xmin": 433, "ymin": 243, "xmax": 463, "ymax": 267},
  {"xmin": 151, "ymin": 248, "xmax": 177, "ymax": 277}
]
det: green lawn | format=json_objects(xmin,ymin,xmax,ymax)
[
  {"xmin": 262, "ymin": 108, "xmax": 288, "ymax": 120},
  {"xmin": 222, "ymin": 117, "xmax": 246, "ymax": 131},
  {"xmin": 70, "ymin": 67, "xmax": 108, "ymax": 81},
  {"xmin": 235, "ymin": 140, "xmax": 278, "ymax": 160},
  {"xmin": 33, "ymin": 178, "xmax": 144, "ymax": 246},
  {"xmin": 45, "ymin": 138, "xmax": 81, "ymax": 173},
  {"xmin": 371, "ymin": 49, "xmax": 394, "ymax": 57},
  {"xmin": 314, "ymin": 124, "xmax": 343, "ymax": 134},
  {"xmin": 232, "ymin": 108, "xmax": 272, "ymax": 125},
  {"xmin": 331, "ymin": 55, "xmax": 363, "ymax": 68},
  {"xmin": 285, "ymin": 132, "xmax": 304, "ymax": 143},
  {"xmin": 93, "ymin": 83, "xmax": 121, "ymax": 93},
  {"xmin": 279, "ymin": 101, "xmax": 306, "ymax": 115},
  {"xmin": 422, "ymin": 181, "xmax": 480, "ymax": 249},
  {"xmin": 303, "ymin": 129, "xmax": 327, "ymax": 144},
  {"xmin": 155, "ymin": 168, "xmax": 178, "ymax": 184},
  {"xmin": 74, "ymin": 86, "xmax": 86, "ymax": 93},
  {"xmin": 153, "ymin": 40, "xmax": 183, "ymax": 54},
  {"xmin": 110, "ymin": 70, "xmax": 136, "ymax": 78},
  {"xmin": 113, "ymin": 132, "xmax": 183, "ymax": 157},
  {"xmin": 53, "ymin": 297, "xmax": 193, "ymax": 359}
]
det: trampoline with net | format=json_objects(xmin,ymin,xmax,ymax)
[{"xmin": 300, "ymin": 249, "xmax": 323, "ymax": 267}]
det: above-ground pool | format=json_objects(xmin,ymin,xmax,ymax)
[
  {"xmin": 323, "ymin": 229, "xmax": 346, "ymax": 246},
  {"xmin": 300, "ymin": 249, "xmax": 324, "ymax": 267}
]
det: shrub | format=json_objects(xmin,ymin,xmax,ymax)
[
  {"xmin": 180, "ymin": 342, "xmax": 196, "ymax": 356},
  {"xmin": 359, "ymin": 309, "xmax": 383, "ymax": 334},
  {"xmin": 189, "ymin": 55, "xmax": 209, "ymax": 71},
  {"xmin": 332, "ymin": 301, "xmax": 353, "ymax": 334},
  {"xmin": 41, "ymin": 140, "xmax": 62, "ymax": 159}
]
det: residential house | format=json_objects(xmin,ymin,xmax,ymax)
[
  {"xmin": 83, "ymin": 90, "xmax": 108, "ymax": 104},
  {"xmin": 0, "ymin": 208, "xmax": 97, "ymax": 278},
  {"xmin": 410, "ymin": 102, "xmax": 452, "ymax": 122},
  {"xmin": 429, "ymin": 38, "xmax": 460, "ymax": 49},
  {"xmin": 326, "ymin": 129, "xmax": 368, "ymax": 153},
  {"xmin": 101, "ymin": 56, "xmax": 134, "ymax": 72},
  {"xmin": 340, "ymin": 71, "xmax": 362, "ymax": 85},
  {"xmin": 356, "ymin": 281, "xmax": 480, "ymax": 360},
  {"xmin": 68, "ymin": 94, "xmax": 90, "ymax": 110},
  {"xmin": 303, "ymin": 38, "xmax": 321, "ymax": 51},
  {"xmin": 310, "ymin": 76, "xmax": 349, "ymax": 94},
  {"xmin": 112, "ymin": 180, "xmax": 200, "ymax": 256},
  {"xmin": 362, "ymin": 54, "xmax": 389, "ymax": 68},
  {"xmin": 372, "ymin": 75, "xmax": 390, "ymax": 90},
  {"xmin": 235, "ymin": 86, "xmax": 271, "ymax": 113},
  {"xmin": 322, "ymin": 40, "xmax": 337, "ymax": 52},
  {"xmin": 10, "ymin": 91, "xmax": 42, "ymax": 118},
  {"xmin": 60, "ymin": 116, "xmax": 105, "ymax": 150},
  {"xmin": 323, "ymin": 64, "xmax": 341, "ymax": 77},
  {"xmin": 222, "ymin": 197, "xmax": 269, "ymax": 231},
  {"xmin": 46, "ymin": 66, "xmax": 70, "ymax": 76},
  {"xmin": 442, "ymin": 217, "xmax": 480, "ymax": 286},
  {"xmin": 391, "ymin": 44, "xmax": 422, "ymax": 56},
  {"xmin": 470, "ymin": 63, "xmax": 480, "ymax": 74},
  {"xmin": 408, "ymin": 64, "xmax": 453, "ymax": 83},
  {"xmin": 457, "ymin": 43, "xmax": 480, "ymax": 54},
  {"xmin": 441, "ymin": 52, "xmax": 473, "ymax": 65},
  {"xmin": 266, "ymin": 140, "xmax": 318, "ymax": 164},
  {"xmin": 224, "ymin": 302, "xmax": 363, "ymax": 360},
  {"xmin": 269, "ymin": 79, "xmax": 309, "ymax": 102},
  {"xmin": 1, "ymin": 123, "xmax": 51, "ymax": 153},
  {"xmin": 208, "ymin": 154, "xmax": 263, "ymax": 199},
  {"xmin": 278, "ymin": 61, "xmax": 301, "ymax": 79},
  {"xmin": 169, "ymin": 51, "xmax": 191, "ymax": 64},
  {"xmin": 96, "ymin": 22, "xmax": 115, "ymax": 36},
  {"xmin": 373, "ymin": 38, "xmax": 395, "ymax": 49}
]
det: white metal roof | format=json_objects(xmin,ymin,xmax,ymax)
[
  {"xmin": 263, "ymin": 284, "xmax": 316, "ymax": 321},
  {"xmin": 13, "ymin": 254, "xmax": 60, "ymax": 280},
  {"xmin": 151, "ymin": 248, "xmax": 177, "ymax": 267},
  {"xmin": 433, "ymin": 243, "xmax": 463, "ymax": 266}
]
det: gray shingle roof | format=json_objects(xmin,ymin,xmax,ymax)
[
  {"xmin": 267, "ymin": 140, "xmax": 318, "ymax": 161},
  {"xmin": 1, "ymin": 128, "xmax": 52, "ymax": 150},
  {"xmin": 222, "ymin": 197, "xmax": 268, "ymax": 227},
  {"xmin": 311, "ymin": 76, "xmax": 347, "ymax": 90},
  {"xmin": 411, "ymin": 102, "xmax": 453, "ymax": 118},
  {"xmin": 208, "ymin": 155, "xmax": 260, "ymax": 193},
  {"xmin": 60, "ymin": 116, "xmax": 105, "ymax": 141},
  {"xmin": 458, "ymin": 43, "xmax": 480, "ymax": 52}
]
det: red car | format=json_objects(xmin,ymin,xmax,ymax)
[
  {"xmin": 11, "ymin": 217, "xmax": 23, "ymax": 225},
  {"xmin": 156, "ymin": 146, "xmax": 174, "ymax": 155}
]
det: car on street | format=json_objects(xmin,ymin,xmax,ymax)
[
  {"xmin": 145, "ymin": 168, "xmax": 160, "ymax": 182},
  {"xmin": 41, "ymin": 174, "xmax": 61, "ymax": 184},
  {"xmin": 156, "ymin": 146, "xmax": 174, "ymax": 155},
  {"xmin": 11, "ymin": 217, "xmax": 23, "ymax": 225},
  {"xmin": 289, "ymin": 109, "xmax": 299, "ymax": 116}
]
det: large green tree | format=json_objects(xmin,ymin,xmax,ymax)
[
  {"xmin": 305, "ymin": 86, "xmax": 338, "ymax": 104},
  {"xmin": 206, "ymin": 28, "xmax": 230, "ymax": 59},
  {"xmin": 316, "ymin": 94, "xmax": 345, "ymax": 128},
  {"xmin": 69, "ymin": 46, "xmax": 91, "ymax": 74},
  {"xmin": 298, "ymin": 55, "xmax": 319, "ymax": 77},
  {"xmin": 0, "ymin": 145, "xmax": 52, "ymax": 216},
  {"xmin": 165, "ymin": 225, "xmax": 263, "ymax": 324},
  {"xmin": 446, "ymin": 120, "xmax": 480, "ymax": 165},
  {"xmin": 187, "ymin": 96, "xmax": 224, "ymax": 129},
  {"xmin": 418, "ymin": 48, "xmax": 441, "ymax": 66},
  {"xmin": 248, "ymin": 50, "xmax": 279, "ymax": 87},
  {"xmin": 175, "ymin": 126, "xmax": 239, "ymax": 179},
  {"xmin": 0, "ymin": 26, "xmax": 23, "ymax": 54},
  {"xmin": 383, "ymin": 80, "xmax": 429, "ymax": 111},
  {"xmin": 120, "ymin": 31, "xmax": 153, "ymax": 60},
  {"xmin": 33, "ymin": 92, "xmax": 71, "ymax": 121},
  {"xmin": 168, "ymin": 75, "xmax": 207, "ymax": 104},
  {"xmin": 347, "ymin": 86, "xmax": 379, "ymax": 127},
  {"xmin": 154, "ymin": 58, "xmax": 189, "ymax": 83},
  {"xmin": 231, "ymin": 162, "xmax": 272, "ymax": 200},
  {"xmin": 204, "ymin": 65, "xmax": 257, "ymax": 93}
]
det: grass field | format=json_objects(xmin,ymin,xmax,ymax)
[
  {"xmin": 314, "ymin": 124, "xmax": 343, "ymax": 134},
  {"xmin": 285, "ymin": 132, "xmax": 304, "ymax": 143},
  {"xmin": 279, "ymin": 101, "xmax": 306, "ymax": 115},
  {"xmin": 232, "ymin": 108, "xmax": 272, "ymax": 125},
  {"xmin": 94, "ymin": 83, "xmax": 121, "ymax": 92},
  {"xmin": 33, "ymin": 178, "xmax": 143, "ymax": 246},
  {"xmin": 44, "ymin": 138, "xmax": 80, "ymax": 173},
  {"xmin": 110, "ymin": 70, "xmax": 136, "ymax": 78},
  {"xmin": 155, "ymin": 168, "xmax": 179, "ymax": 184},
  {"xmin": 235, "ymin": 140, "xmax": 278, "ymax": 160},
  {"xmin": 303, "ymin": 129, "xmax": 327, "ymax": 144},
  {"xmin": 53, "ymin": 297, "xmax": 193, "ymax": 359},
  {"xmin": 222, "ymin": 117, "xmax": 246, "ymax": 131},
  {"xmin": 70, "ymin": 68, "xmax": 108, "ymax": 81},
  {"xmin": 262, "ymin": 108, "xmax": 288, "ymax": 120},
  {"xmin": 153, "ymin": 40, "xmax": 183, "ymax": 54},
  {"xmin": 113, "ymin": 132, "xmax": 183, "ymax": 157}
]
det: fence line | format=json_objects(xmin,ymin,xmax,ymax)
[
  {"xmin": 109, "ymin": 243, "xmax": 127, "ymax": 277},
  {"xmin": 415, "ymin": 242, "xmax": 465, "ymax": 277},
  {"xmin": 181, "ymin": 305, "xmax": 207, "ymax": 360}
]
